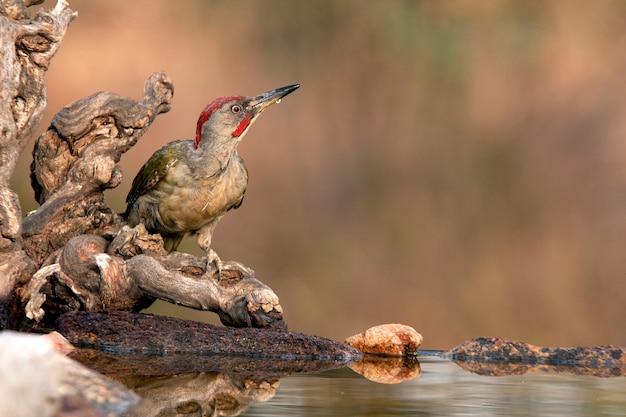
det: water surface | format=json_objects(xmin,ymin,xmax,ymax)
[{"xmin": 241, "ymin": 357, "xmax": 626, "ymax": 416}]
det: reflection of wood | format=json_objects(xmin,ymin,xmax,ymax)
[
  {"xmin": 58, "ymin": 311, "xmax": 361, "ymax": 416},
  {"xmin": 1, "ymin": 1, "xmax": 285, "ymax": 333},
  {"xmin": 448, "ymin": 336, "xmax": 626, "ymax": 377},
  {"xmin": 121, "ymin": 372, "xmax": 279, "ymax": 417},
  {"xmin": 71, "ymin": 349, "xmax": 357, "ymax": 380}
]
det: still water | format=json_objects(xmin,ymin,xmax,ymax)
[{"xmin": 238, "ymin": 358, "xmax": 626, "ymax": 417}]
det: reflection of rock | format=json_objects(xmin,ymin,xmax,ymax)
[
  {"xmin": 349, "ymin": 355, "xmax": 421, "ymax": 384},
  {"xmin": 448, "ymin": 337, "xmax": 626, "ymax": 377},
  {"xmin": 345, "ymin": 323, "xmax": 423, "ymax": 356},
  {"xmin": 122, "ymin": 372, "xmax": 278, "ymax": 417},
  {"xmin": 0, "ymin": 331, "xmax": 137, "ymax": 417}
]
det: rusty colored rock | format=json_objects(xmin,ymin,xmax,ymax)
[
  {"xmin": 345, "ymin": 323, "xmax": 423, "ymax": 356},
  {"xmin": 349, "ymin": 355, "xmax": 421, "ymax": 384}
]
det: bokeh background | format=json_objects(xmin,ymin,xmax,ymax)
[{"xmin": 13, "ymin": 0, "xmax": 626, "ymax": 348}]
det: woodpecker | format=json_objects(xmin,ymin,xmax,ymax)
[{"xmin": 125, "ymin": 84, "xmax": 299, "ymax": 268}]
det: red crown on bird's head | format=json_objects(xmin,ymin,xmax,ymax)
[{"xmin": 195, "ymin": 95, "xmax": 244, "ymax": 149}]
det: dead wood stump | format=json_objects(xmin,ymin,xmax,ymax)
[{"xmin": 0, "ymin": 0, "xmax": 285, "ymax": 335}]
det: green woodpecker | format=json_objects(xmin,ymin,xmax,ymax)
[{"xmin": 125, "ymin": 84, "xmax": 299, "ymax": 268}]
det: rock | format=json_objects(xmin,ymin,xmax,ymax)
[
  {"xmin": 345, "ymin": 323, "xmax": 423, "ymax": 356},
  {"xmin": 42, "ymin": 330, "xmax": 75, "ymax": 354},
  {"xmin": 0, "ymin": 331, "xmax": 63, "ymax": 417},
  {"xmin": 0, "ymin": 331, "xmax": 137, "ymax": 417},
  {"xmin": 447, "ymin": 336, "xmax": 626, "ymax": 377}
]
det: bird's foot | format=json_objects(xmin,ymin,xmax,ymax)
[{"xmin": 206, "ymin": 249, "xmax": 223, "ymax": 279}]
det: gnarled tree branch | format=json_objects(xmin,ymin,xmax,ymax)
[
  {"xmin": 23, "ymin": 71, "xmax": 174, "ymax": 264},
  {"xmin": 0, "ymin": 0, "xmax": 75, "ymax": 329},
  {"xmin": 1, "ymin": 0, "xmax": 285, "ymax": 333}
]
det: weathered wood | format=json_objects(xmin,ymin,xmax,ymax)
[
  {"xmin": 0, "ymin": 0, "xmax": 75, "ymax": 250},
  {"xmin": 1, "ymin": 1, "xmax": 286, "ymax": 333},
  {"xmin": 11, "ymin": 212, "xmax": 286, "ymax": 334},
  {"xmin": 57, "ymin": 310, "xmax": 358, "ymax": 361},
  {"xmin": 24, "ymin": 72, "xmax": 174, "ymax": 264},
  {"xmin": 0, "ymin": 0, "xmax": 75, "ymax": 331},
  {"xmin": 17, "ymin": 225, "xmax": 286, "ymax": 331}
]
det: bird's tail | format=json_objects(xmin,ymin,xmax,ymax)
[{"xmin": 163, "ymin": 234, "xmax": 184, "ymax": 253}]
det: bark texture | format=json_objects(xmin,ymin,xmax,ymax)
[
  {"xmin": 0, "ymin": 0, "xmax": 285, "ymax": 333},
  {"xmin": 58, "ymin": 310, "xmax": 360, "ymax": 364}
]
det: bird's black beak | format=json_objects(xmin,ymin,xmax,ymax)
[{"xmin": 250, "ymin": 84, "xmax": 300, "ymax": 112}]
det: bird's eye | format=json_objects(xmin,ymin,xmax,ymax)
[{"xmin": 231, "ymin": 105, "xmax": 242, "ymax": 113}]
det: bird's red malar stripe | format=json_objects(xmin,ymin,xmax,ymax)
[
  {"xmin": 195, "ymin": 95, "xmax": 244, "ymax": 149},
  {"xmin": 231, "ymin": 112, "xmax": 252, "ymax": 137}
]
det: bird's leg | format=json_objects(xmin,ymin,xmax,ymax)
[
  {"xmin": 197, "ymin": 218, "xmax": 223, "ymax": 277},
  {"xmin": 207, "ymin": 248, "xmax": 223, "ymax": 276}
]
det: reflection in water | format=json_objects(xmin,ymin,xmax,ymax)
[
  {"xmin": 67, "ymin": 337, "xmax": 626, "ymax": 416},
  {"xmin": 121, "ymin": 372, "xmax": 278, "ymax": 417},
  {"xmin": 69, "ymin": 350, "xmax": 356, "ymax": 416},
  {"xmin": 348, "ymin": 355, "xmax": 421, "ymax": 384},
  {"xmin": 452, "ymin": 359, "xmax": 626, "ymax": 378},
  {"xmin": 251, "ymin": 360, "xmax": 626, "ymax": 417},
  {"xmin": 109, "ymin": 356, "xmax": 626, "ymax": 416}
]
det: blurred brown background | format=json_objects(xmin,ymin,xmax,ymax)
[{"xmin": 13, "ymin": 1, "xmax": 626, "ymax": 348}]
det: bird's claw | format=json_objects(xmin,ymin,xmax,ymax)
[{"xmin": 206, "ymin": 249, "xmax": 223, "ymax": 279}]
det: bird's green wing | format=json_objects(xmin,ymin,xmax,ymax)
[{"xmin": 125, "ymin": 144, "xmax": 180, "ymax": 210}]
